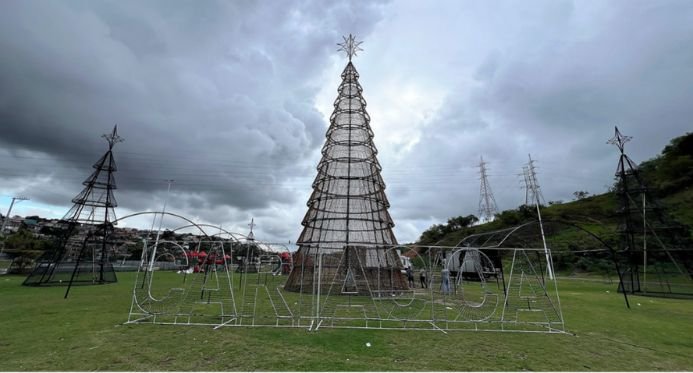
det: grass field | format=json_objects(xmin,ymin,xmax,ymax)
[{"xmin": 1, "ymin": 273, "xmax": 692, "ymax": 371}]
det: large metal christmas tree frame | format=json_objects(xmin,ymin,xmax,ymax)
[
  {"xmin": 284, "ymin": 35, "xmax": 406, "ymax": 295},
  {"xmin": 23, "ymin": 126, "xmax": 122, "ymax": 290}
]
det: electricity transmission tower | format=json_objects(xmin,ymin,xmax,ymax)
[
  {"xmin": 523, "ymin": 154, "xmax": 554, "ymax": 279},
  {"xmin": 521, "ymin": 166, "xmax": 531, "ymax": 205},
  {"xmin": 525, "ymin": 154, "xmax": 546, "ymax": 207},
  {"xmin": 478, "ymin": 156, "xmax": 498, "ymax": 223}
]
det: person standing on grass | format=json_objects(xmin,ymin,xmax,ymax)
[
  {"xmin": 419, "ymin": 268, "xmax": 427, "ymax": 288},
  {"xmin": 441, "ymin": 267, "xmax": 450, "ymax": 294},
  {"xmin": 406, "ymin": 266, "xmax": 414, "ymax": 287}
]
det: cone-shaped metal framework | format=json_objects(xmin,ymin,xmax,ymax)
[
  {"xmin": 23, "ymin": 126, "xmax": 122, "ymax": 288},
  {"xmin": 63, "ymin": 126, "xmax": 121, "ymax": 224},
  {"xmin": 297, "ymin": 61, "xmax": 396, "ymax": 247},
  {"xmin": 609, "ymin": 126, "xmax": 693, "ymax": 297},
  {"xmin": 284, "ymin": 40, "xmax": 406, "ymax": 294}
]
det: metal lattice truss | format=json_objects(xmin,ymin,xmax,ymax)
[
  {"xmin": 608, "ymin": 126, "xmax": 693, "ymax": 298},
  {"xmin": 478, "ymin": 156, "xmax": 498, "ymax": 223},
  {"xmin": 63, "ymin": 126, "xmax": 122, "ymax": 225},
  {"xmin": 295, "ymin": 61, "xmax": 395, "ymax": 249},
  {"xmin": 127, "ymin": 240, "xmax": 565, "ymax": 333},
  {"xmin": 23, "ymin": 126, "xmax": 122, "ymax": 288},
  {"xmin": 285, "ymin": 54, "xmax": 403, "ymax": 293}
]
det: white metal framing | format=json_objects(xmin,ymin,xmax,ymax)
[{"xmin": 126, "ymin": 240, "xmax": 566, "ymax": 334}]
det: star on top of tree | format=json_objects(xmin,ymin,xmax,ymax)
[
  {"xmin": 607, "ymin": 126, "xmax": 632, "ymax": 154},
  {"xmin": 337, "ymin": 34, "xmax": 363, "ymax": 61},
  {"xmin": 102, "ymin": 125, "xmax": 124, "ymax": 149}
]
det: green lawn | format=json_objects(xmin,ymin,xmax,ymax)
[{"xmin": 0, "ymin": 273, "xmax": 691, "ymax": 371}]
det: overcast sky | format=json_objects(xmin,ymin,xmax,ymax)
[{"xmin": 1, "ymin": 0, "xmax": 692, "ymax": 244}]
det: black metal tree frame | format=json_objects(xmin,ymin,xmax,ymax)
[
  {"xmin": 23, "ymin": 126, "xmax": 122, "ymax": 295},
  {"xmin": 284, "ymin": 35, "xmax": 406, "ymax": 294},
  {"xmin": 609, "ymin": 126, "xmax": 693, "ymax": 298}
]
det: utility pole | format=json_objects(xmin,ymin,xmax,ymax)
[
  {"xmin": 1, "ymin": 196, "xmax": 29, "ymax": 236},
  {"xmin": 0, "ymin": 196, "xmax": 29, "ymax": 257},
  {"xmin": 478, "ymin": 156, "xmax": 498, "ymax": 223},
  {"xmin": 525, "ymin": 154, "xmax": 554, "ymax": 280},
  {"xmin": 149, "ymin": 180, "xmax": 174, "ymax": 272}
]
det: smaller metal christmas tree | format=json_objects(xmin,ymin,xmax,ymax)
[
  {"xmin": 609, "ymin": 126, "xmax": 693, "ymax": 297},
  {"xmin": 24, "ymin": 126, "xmax": 122, "ymax": 289}
]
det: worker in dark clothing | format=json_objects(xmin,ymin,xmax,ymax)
[{"xmin": 406, "ymin": 266, "xmax": 415, "ymax": 287}]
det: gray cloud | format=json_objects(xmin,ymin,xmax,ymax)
[
  {"xmin": 378, "ymin": 0, "xmax": 693, "ymax": 240},
  {"xmin": 1, "ymin": 0, "xmax": 691, "ymax": 244},
  {"xmin": 0, "ymin": 0, "xmax": 389, "ymax": 238}
]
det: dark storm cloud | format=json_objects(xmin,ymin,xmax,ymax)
[{"xmin": 0, "ymin": 0, "xmax": 389, "ymax": 238}]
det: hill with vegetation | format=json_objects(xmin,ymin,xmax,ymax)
[{"xmin": 416, "ymin": 132, "xmax": 693, "ymax": 250}]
